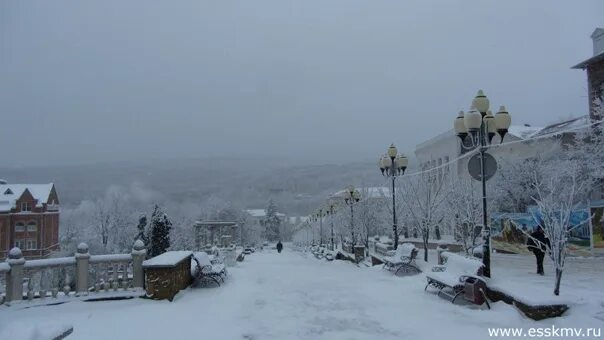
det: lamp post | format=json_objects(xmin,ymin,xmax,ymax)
[
  {"xmin": 344, "ymin": 185, "xmax": 361, "ymax": 247},
  {"xmin": 314, "ymin": 209, "xmax": 327, "ymax": 246},
  {"xmin": 326, "ymin": 202, "xmax": 336, "ymax": 250},
  {"xmin": 306, "ymin": 222, "xmax": 311, "ymax": 246},
  {"xmin": 379, "ymin": 144, "xmax": 408, "ymax": 249},
  {"xmin": 453, "ymin": 90, "xmax": 512, "ymax": 278}
]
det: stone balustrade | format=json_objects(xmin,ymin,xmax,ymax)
[{"xmin": 0, "ymin": 240, "xmax": 146, "ymax": 305}]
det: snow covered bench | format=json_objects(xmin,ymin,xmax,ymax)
[
  {"xmin": 382, "ymin": 243, "xmax": 420, "ymax": 275},
  {"xmin": 191, "ymin": 252, "xmax": 227, "ymax": 287},
  {"xmin": 425, "ymin": 252, "xmax": 486, "ymax": 305},
  {"xmin": 313, "ymin": 247, "xmax": 327, "ymax": 259}
]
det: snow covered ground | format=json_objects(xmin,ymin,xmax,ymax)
[{"xmin": 1, "ymin": 250, "xmax": 603, "ymax": 340}]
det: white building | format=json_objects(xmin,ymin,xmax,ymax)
[
  {"xmin": 414, "ymin": 125, "xmax": 543, "ymax": 181},
  {"xmin": 245, "ymin": 209, "xmax": 287, "ymax": 225}
]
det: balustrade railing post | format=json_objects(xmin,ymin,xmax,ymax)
[
  {"xmin": 75, "ymin": 243, "xmax": 90, "ymax": 295},
  {"xmin": 131, "ymin": 240, "xmax": 146, "ymax": 289},
  {"xmin": 6, "ymin": 247, "xmax": 25, "ymax": 303}
]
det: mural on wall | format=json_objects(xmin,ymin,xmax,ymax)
[
  {"xmin": 590, "ymin": 206, "xmax": 604, "ymax": 249},
  {"xmin": 491, "ymin": 207, "xmax": 593, "ymax": 256}
]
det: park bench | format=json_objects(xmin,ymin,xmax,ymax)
[
  {"xmin": 382, "ymin": 243, "xmax": 420, "ymax": 275},
  {"xmin": 425, "ymin": 252, "xmax": 488, "ymax": 306},
  {"xmin": 191, "ymin": 252, "xmax": 227, "ymax": 287},
  {"xmin": 314, "ymin": 248, "xmax": 327, "ymax": 259}
]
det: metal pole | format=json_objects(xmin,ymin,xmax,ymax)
[
  {"xmin": 588, "ymin": 200, "xmax": 594, "ymax": 256},
  {"xmin": 319, "ymin": 209, "xmax": 323, "ymax": 246},
  {"xmin": 194, "ymin": 223, "xmax": 201, "ymax": 251},
  {"xmin": 480, "ymin": 117, "xmax": 491, "ymax": 278},
  {"xmin": 350, "ymin": 202, "xmax": 355, "ymax": 246},
  {"xmin": 391, "ymin": 170, "xmax": 398, "ymax": 250},
  {"xmin": 330, "ymin": 205, "xmax": 335, "ymax": 251}
]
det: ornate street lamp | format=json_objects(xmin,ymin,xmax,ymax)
[
  {"xmin": 344, "ymin": 185, "xmax": 361, "ymax": 246},
  {"xmin": 378, "ymin": 144, "xmax": 408, "ymax": 249},
  {"xmin": 325, "ymin": 200, "xmax": 337, "ymax": 251},
  {"xmin": 315, "ymin": 208, "xmax": 327, "ymax": 246},
  {"xmin": 453, "ymin": 90, "xmax": 512, "ymax": 278}
]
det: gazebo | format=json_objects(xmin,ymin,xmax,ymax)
[{"xmin": 193, "ymin": 221, "xmax": 239, "ymax": 250}]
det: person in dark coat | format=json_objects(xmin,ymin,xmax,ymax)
[
  {"xmin": 527, "ymin": 226, "xmax": 550, "ymax": 275},
  {"xmin": 276, "ymin": 241, "xmax": 283, "ymax": 253}
]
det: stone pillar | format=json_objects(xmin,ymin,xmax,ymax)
[
  {"xmin": 6, "ymin": 247, "xmax": 25, "ymax": 303},
  {"xmin": 437, "ymin": 245, "xmax": 449, "ymax": 265},
  {"xmin": 131, "ymin": 240, "xmax": 147, "ymax": 289},
  {"xmin": 194, "ymin": 222, "xmax": 202, "ymax": 251},
  {"xmin": 75, "ymin": 242, "xmax": 90, "ymax": 295},
  {"xmin": 353, "ymin": 245, "xmax": 365, "ymax": 263}
]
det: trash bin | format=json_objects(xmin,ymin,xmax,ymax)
[{"xmin": 464, "ymin": 277, "xmax": 487, "ymax": 305}]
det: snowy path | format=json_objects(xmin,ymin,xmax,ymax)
[{"xmin": 1, "ymin": 250, "xmax": 603, "ymax": 339}]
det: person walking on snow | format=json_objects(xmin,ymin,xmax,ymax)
[
  {"xmin": 527, "ymin": 226, "xmax": 550, "ymax": 275},
  {"xmin": 276, "ymin": 241, "xmax": 283, "ymax": 253}
]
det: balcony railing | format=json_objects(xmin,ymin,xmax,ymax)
[
  {"xmin": 0, "ymin": 240, "xmax": 146, "ymax": 306},
  {"xmin": 46, "ymin": 203, "xmax": 60, "ymax": 211}
]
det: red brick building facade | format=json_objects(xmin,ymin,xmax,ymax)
[
  {"xmin": 0, "ymin": 183, "xmax": 60, "ymax": 260},
  {"xmin": 573, "ymin": 28, "xmax": 604, "ymax": 119}
]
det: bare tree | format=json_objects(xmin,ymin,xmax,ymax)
[
  {"xmin": 445, "ymin": 177, "xmax": 482, "ymax": 254},
  {"xmin": 356, "ymin": 187, "xmax": 388, "ymax": 250},
  {"xmin": 401, "ymin": 172, "xmax": 448, "ymax": 261},
  {"xmin": 529, "ymin": 160, "xmax": 587, "ymax": 296},
  {"xmin": 93, "ymin": 199, "xmax": 112, "ymax": 253}
]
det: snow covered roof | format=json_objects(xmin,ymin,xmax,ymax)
[
  {"xmin": 0, "ymin": 183, "xmax": 55, "ymax": 212},
  {"xmin": 416, "ymin": 124, "xmax": 542, "ymax": 150},
  {"xmin": 246, "ymin": 209, "xmax": 266, "ymax": 217},
  {"xmin": 572, "ymin": 49, "xmax": 604, "ymax": 69},
  {"xmin": 507, "ymin": 125, "xmax": 543, "ymax": 139},
  {"xmin": 143, "ymin": 251, "xmax": 193, "ymax": 268},
  {"xmin": 531, "ymin": 115, "xmax": 589, "ymax": 138},
  {"xmin": 287, "ymin": 216, "xmax": 310, "ymax": 224},
  {"xmin": 245, "ymin": 209, "xmax": 286, "ymax": 218},
  {"xmin": 416, "ymin": 129, "xmax": 455, "ymax": 151}
]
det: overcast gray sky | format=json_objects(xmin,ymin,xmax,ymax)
[{"xmin": 1, "ymin": 0, "xmax": 602, "ymax": 167}]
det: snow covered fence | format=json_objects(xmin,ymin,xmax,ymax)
[{"xmin": 1, "ymin": 240, "xmax": 146, "ymax": 305}]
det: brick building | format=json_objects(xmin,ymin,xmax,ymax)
[
  {"xmin": 0, "ymin": 181, "xmax": 60, "ymax": 259},
  {"xmin": 573, "ymin": 27, "xmax": 604, "ymax": 119}
]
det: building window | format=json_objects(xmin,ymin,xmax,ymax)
[
  {"xmin": 26, "ymin": 239, "xmax": 37, "ymax": 250},
  {"xmin": 15, "ymin": 222, "xmax": 25, "ymax": 232},
  {"xmin": 21, "ymin": 202, "xmax": 32, "ymax": 212},
  {"xmin": 4, "ymin": 188, "xmax": 13, "ymax": 195},
  {"xmin": 15, "ymin": 239, "xmax": 25, "ymax": 249},
  {"xmin": 27, "ymin": 221, "xmax": 37, "ymax": 232}
]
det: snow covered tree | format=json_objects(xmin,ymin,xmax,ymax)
[
  {"xmin": 356, "ymin": 187, "xmax": 387, "ymax": 249},
  {"xmin": 445, "ymin": 177, "xmax": 483, "ymax": 254},
  {"xmin": 148, "ymin": 205, "xmax": 172, "ymax": 257},
  {"xmin": 262, "ymin": 200, "xmax": 282, "ymax": 242},
  {"xmin": 135, "ymin": 214, "xmax": 148, "ymax": 245},
  {"xmin": 402, "ymin": 172, "xmax": 447, "ymax": 261},
  {"xmin": 566, "ymin": 98, "xmax": 604, "ymax": 201},
  {"xmin": 491, "ymin": 145, "xmax": 561, "ymax": 213},
  {"xmin": 528, "ymin": 160, "xmax": 587, "ymax": 296},
  {"xmin": 106, "ymin": 186, "xmax": 136, "ymax": 253},
  {"xmin": 93, "ymin": 199, "xmax": 112, "ymax": 253},
  {"xmin": 59, "ymin": 200, "xmax": 96, "ymax": 256}
]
